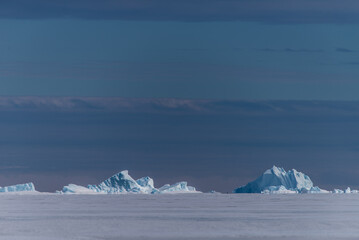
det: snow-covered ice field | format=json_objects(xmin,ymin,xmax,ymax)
[{"xmin": 1, "ymin": 193, "xmax": 359, "ymax": 240}]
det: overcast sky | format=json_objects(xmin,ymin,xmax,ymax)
[
  {"xmin": 1, "ymin": 0, "xmax": 359, "ymax": 99},
  {"xmin": 1, "ymin": 1, "xmax": 359, "ymax": 192}
]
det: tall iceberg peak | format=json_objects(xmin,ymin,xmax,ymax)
[
  {"xmin": 136, "ymin": 176, "xmax": 156, "ymax": 193},
  {"xmin": 88, "ymin": 170, "xmax": 146, "ymax": 193},
  {"xmin": 136, "ymin": 176, "xmax": 154, "ymax": 189},
  {"xmin": 234, "ymin": 166, "xmax": 326, "ymax": 194}
]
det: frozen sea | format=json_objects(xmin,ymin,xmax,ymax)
[{"xmin": 0, "ymin": 193, "xmax": 359, "ymax": 240}]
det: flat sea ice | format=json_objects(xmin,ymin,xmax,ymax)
[{"xmin": 0, "ymin": 193, "xmax": 359, "ymax": 239}]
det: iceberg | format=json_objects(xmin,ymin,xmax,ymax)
[
  {"xmin": 136, "ymin": 176, "xmax": 157, "ymax": 193},
  {"xmin": 301, "ymin": 186, "xmax": 330, "ymax": 194},
  {"xmin": 60, "ymin": 184, "xmax": 99, "ymax": 194},
  {"xmin": 332, "ymin": 187, "xmax": 359, "ymax": 194},
  {"xmin": 157, "ymin": 182, "xmax": 198, "ymax": 194},
  {"xmin": 233, "ymin": 166, "xmax": 327, "ymax": 194},
  {"xmin": 59, "ymin": 170, "xmax": 198, "ymax": 194},
  {"xmin": 87, "ymin": 170, "xmax": 153, "ymax": 194},
  {"xmin": 261, "ymin": 185, "xmax": 298, "ymax": 194},
  {"xmin": 0, "ymin": 182, "xmax": 36, "ymax": 192},
  {"xmin": 333, "ymin": 189, "xmax": 344, "ymax": 194},
  {"xmin": 136, "ymin": 176, "xmax": 154, "ymax": 189}
]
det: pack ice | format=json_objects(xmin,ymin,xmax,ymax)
[
  {"xmin": 0, "ymin": 182, "xmax": 36, "ymax": 192},
  {"xmin": 233, "ymin": 166, "xmax": 328, "ymax": 194},
  {"xmin": 60, "ymin": 170, "xmax": 199, "ymax": 194}
]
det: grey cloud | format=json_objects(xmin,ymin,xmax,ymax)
[
  {"xmin": 176, "ymin": 48, "xmax": 209, "ymax": 52},
  {"xmin": 1, "ymin": 0, "xmax": 359, "ymax": 24},
  {"xmin": 2, "ymin": 97, "xmax": 359, "ymax": 117},
  {"xmin": 259, "ymin": 48, "xmax": 324, "ymax": 53},
  {"xmin": 336, "ymin": 48, "xmax": 358, "ymax": 53},
  {"xmin": 342, "ymin": 62, "xmax": 359, "ymax": 65}
]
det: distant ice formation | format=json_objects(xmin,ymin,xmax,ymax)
[
  {"xmin": 61, "ymin": 184, "xmax": 100, "ymax": 194},
  {"xmin": 0, "ymin": 182, "xmax": 36, "ymax": 192},
  {"xmin": 60, "ymin": 170, "xmax": 199, "ymax": 194},
  {"xmin": 87, "ymin": 170, "xmax": 153, "ymax": 194},
  {"xmin": 157, "ymin": 182, "xmax": 197, "ymax": 193},
  {"xmin": 332, "ymin": 187, "xmax": 359, "ymax": 194},
  {"xmin": 8, "ymin": 166, "xmax": 357, "ymax": 194},
  {"xmin": 136, "ymin": 176, "xmax": 155, "ymax": 190},
  {"xmin": 233, "ymin": 166, "xmax": 328, "ymax": 194}
]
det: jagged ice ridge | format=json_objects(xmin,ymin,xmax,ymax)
[
  {"xmin": 1, "ymin": 166, "xmax": 359, "ymax": 194},
  {"xmin": 60, "ymin": 170, "xmax": 199, "ymax": 194}
]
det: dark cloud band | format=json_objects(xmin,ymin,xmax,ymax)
[
  {"xmin": 1, "ymin": 0, "xmax": 359, "ymax": 24},
  {"xmin": 2, "ymin": 97, "xmax": 359, "ymax": 117}
]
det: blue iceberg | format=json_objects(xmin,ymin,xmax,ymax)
[
  {"xmin": 234, "ymin": 166, "xmax": 328, "ymax": 194},
  {"xmin": 0, "ymin": 182, "xmax": 36, "ymax": 192},
  {"xmin": 157, "ymin": 182, "xmax": 198, "ymax": 194},
  {"xmin": 59, "ymin": 170, "xmax": 198, "ymax": 194}
]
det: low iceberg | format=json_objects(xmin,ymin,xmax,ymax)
[
  {"xmin": 233, "ymin": 166, "xmax": 328, "ymax": 194},
  {"xmin": 332, "ymin": 187, "xmax": 359, "ymax": 194},
  {"xmin": 261, "ymin": 185, "xmax": 298, "ymax": 194},
  {"xmin": 156, "ymin": 182, "xmax": 198, "ymax": 194},
  {"xmin": 333, "ymin": 189, "xmax": 344, "ymax": 194},
  {"xmin": 0, "ymin": 182, "xmax": 36, "ymax": 192},
  {"xmin": 60, "ymin": 184, "xmax": 99, "ymax": 194}
]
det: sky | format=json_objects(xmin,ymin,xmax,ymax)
[
  {"xmin": 1, "ymin": 1, "xmax": 359, "ymax": 192},
  {"xmin": 1, "ymin": 97, "xmax": 359, "ymax": 192}
]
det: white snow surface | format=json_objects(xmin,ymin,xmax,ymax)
[
  {"xmin": 234, "ymin": 166, "xmax": 327, "ymax": 193},
  {"xmin": 61, "ymin": 170, "xmax": 198, "ymax": 194},
  {"xmin": 0, "ymin": 182, "xmax": 35, "ymax": 192},
  {"xmin": 1, "ymin": 194, "xmax": 359, "ymax": 239}
]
